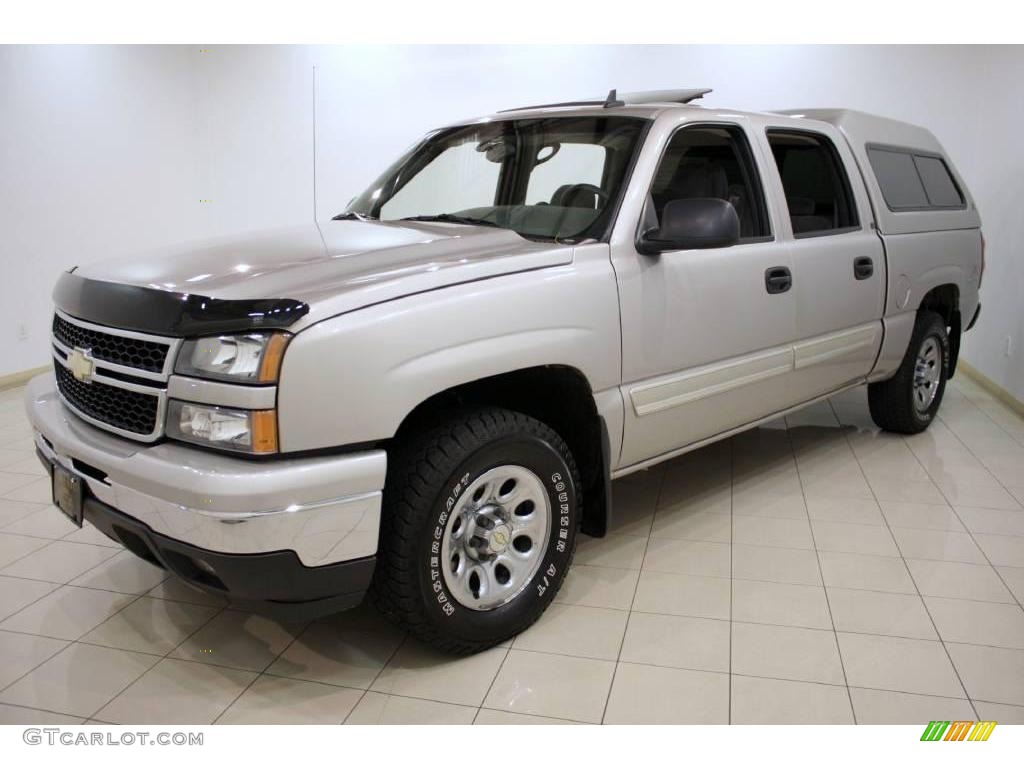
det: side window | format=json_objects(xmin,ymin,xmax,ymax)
[
  {"xmin": 767, "ymin": 130, "xmax": 860, "ymax": 236},
  {"xmin": 913, "ymin": 155, "xmax": 964, "ymax": 207},
  {"xmin": 867, "ymin": 147, "xmax": 928, "ymax": 208},
  {"xmin": 525, "ymin": 143, "xmax": 607, "ymax": 206},
  {"xmin": 867, "ymin": 146, "xmax": 965, "ymax": 210},
  {"xmin": 646, "ymin": 125, "xmax": 770, "ymax": 240}
]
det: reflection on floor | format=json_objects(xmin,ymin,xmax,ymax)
[{"xmin": 0, "ymin": 378, "xmax": 1023, "ymax": 724}]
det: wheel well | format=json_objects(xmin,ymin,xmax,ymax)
[
  {"xmin": 392, "ymin": 366, "xmax": 611, "ymax": 537},
  {"xmin": 919, "ymin": 284, "xmax": 961, "ymax": 378}
]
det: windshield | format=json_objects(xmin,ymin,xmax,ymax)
[{"xmin": 342, "ymin": 116, "xmax": 648, "ymax": 242}]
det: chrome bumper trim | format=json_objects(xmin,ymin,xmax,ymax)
[{"xmin": 27, "ymin": 373, "xmax": 386, "ymax": 567}]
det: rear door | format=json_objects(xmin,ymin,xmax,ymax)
[{"xmin": 760, "ymin": 126, "xmax": 885, "ymax": 400}]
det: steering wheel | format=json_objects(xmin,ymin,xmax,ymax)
[{"xmin": 554, "ymin": 183, "xmax": 610, "ymax": 209}]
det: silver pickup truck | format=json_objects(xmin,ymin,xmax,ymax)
[{"xmin": 26, "ymin": 88, "xmax": 982, "ymax": 653}]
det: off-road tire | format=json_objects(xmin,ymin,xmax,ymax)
[
  {"xmin": 868, "ymin": 310, "xmax": 949, "ymax": 434},
  {"xmin": 371, "ymin": 407, "xmax": 581, "ymax": 654}
]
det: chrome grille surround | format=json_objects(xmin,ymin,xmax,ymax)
[{"xmin": 51, "ymin": 310, "xmax": 182, "ymax": 442}]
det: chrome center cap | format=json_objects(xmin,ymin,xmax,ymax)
[
  {"xmin": 488, "ymin": 524, "xmax": 512, "ymax": 554},
  {"xmin": 465, "ymin": 503, "xmax": 512, "ymax": 560}
]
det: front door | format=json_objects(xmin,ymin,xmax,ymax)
[{"xmin": 612, "ymin": 120, "xmax": 802, "ymax": 468}]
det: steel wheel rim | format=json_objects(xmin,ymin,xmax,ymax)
[
  {"xmin": 440, "ymin": 465, "xmax": 551, "ymax": 611},
  {"xmin": 913, "ymin": 335, "xmax": 942, "ymax": 414}
]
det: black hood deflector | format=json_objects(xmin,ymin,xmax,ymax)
[{"xmin": 54, "ymin": 271, "xmax": 309, "ymax": 337}]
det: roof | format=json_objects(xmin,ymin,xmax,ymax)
[{"xmin": 773, "ymin": 108, "xmax": 945, "ymax": 155}]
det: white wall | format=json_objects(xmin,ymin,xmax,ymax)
[
  {"xmin": 2, "ymin": 45, "xmax": 1021, "ymax": 400},
  {"xmin": 0, "ymin": 45, "xmax": 200, "ymax": 376}
]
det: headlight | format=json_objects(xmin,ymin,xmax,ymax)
[
  {"xmin": 175, "ymin": 332, "xmax": 290, "ymax": 383},
  {"xmin": 166, "ymin": 400, "xmax": 278, "ymax": 454}
]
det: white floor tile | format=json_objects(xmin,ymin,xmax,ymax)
[
  {"xmin": 218, "ymin": 675, "xmax": 362, "ymax": 724},
  {"xmin": 82, "ymin": 596, "xmax": 219, "ymax": 655},
  {"xmin": 603, "ymin": 662, "xmax": 728, "ymax": 724},
  {"xmin": 731, "ymin": 675, "xmax": 853, "ymax": 724},
  {"xmin": 0, "ymin": 574, "xmax": 58, "ymax": 622},
  {"xmin": 907, "ymin": 559, "xmax": 1016, "ymax": 603},
  {"xmin": 924, "ymin": 597, "xmax": 1024, "ymax": 650},
  {"xmin": 372, "ymin": 640, "xmax": 507, "ymax": 707},
  {"xmin": 346, "ymin": 691, "xmax": 476, "ymax": 724},
  {"xmin": 484, "ymin": 649, "xmax": 615, "ymax": 723},
  {"xmin": 0, "ymin": 585, "xmax": 136, "ymax": 640},
  {"xmin": 849, "ymin": 687, "xmax": 975, "ymax": 724},
  {"xmin": 0, "ymin": 642, "xmax": 157, "ymax": 717},
  {"xmin": 95, "ymin": 658, "xmax": 256, "ymax": 724},
  {"xmin": 945, "ymin": 643, "xmax": 1024, "ymax": 706},
  {"xmin": 731, "ymin": 543, "xmax": 822, "ymax": 586},
  {"xmin": 1, "ymin": 540, "xmax": 118, "ymax": 584},
  {"xmin": 555, "ymin": 564, "xmax": 639, "ymax": 610},
  {"xmin": 826, "ymin": 587, "xmax": 937, "ymax": 640},
  {"xmin": 838, "ymin": 632, "xmax": 966, "ymax": 698},
  {"xmin": 619, "ymin": 612, "xmax": 729, "ymax": 671},
  {"xmin": 267, "ymin": 608, "xmax": 404, "ymax": 690},
  {"xmin": 732, "ymin": 622, "xmax": 845, "ymax": 685},
  {"xmin": 732, "ymin": 579, "xmax": 832, "ymax": 630},
  {"xmin": 513, "ymin": 603, "xmax": 627, "ymax": 660},
  {"xmin": 170, "ymin": 610, "xmax": 305, "ymax": 672},
  {"xmin": 631, "ymin": 571, "xmax": 730, "ymax": 620}
]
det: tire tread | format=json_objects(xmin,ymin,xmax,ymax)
[
  {"xmin": 371, "ymin": 407, "xmax": 580, "ymax": 654},
  {"xmin": 868, "ymin": 310, "xmax": 948, "ymax": 434}
]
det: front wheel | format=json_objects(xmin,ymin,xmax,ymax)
[
  {"xmin": 868, "ymin": 310, "xmax": 949, "ymax": 434},
  {"xmin": 371, "ymin": 407, "xmax": 580, "ymax": 654}
]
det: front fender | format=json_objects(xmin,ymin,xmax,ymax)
[{"xmin": 276, "ymin": 248, "xmax": 620, "ymax": 453}]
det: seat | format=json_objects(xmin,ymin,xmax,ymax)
[
  {"xmin": 728, "ymin": 183, "xmax": 753, "ymax": 238},
  {"xmin": 550, "ymin": 184, "xmax": 601, "ymax": 209},
  {"xmin": 652, "ymin": 158, "xmax": 729, "ymax": 215},
  {"xmin": 787, "ymin": 196, "xmax": 831, "ymax": 234}
]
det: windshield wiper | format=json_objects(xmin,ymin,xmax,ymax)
[
  {"xmin": 400, "ymin": 214, "xmax": 502, "ymax": 229},
  {"xmin": 332, "ymin": 212, "xmax": 377, "ymax": 221}
]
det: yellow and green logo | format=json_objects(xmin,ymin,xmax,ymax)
[{"xmin": 921, "ymin": 721, "xmax": 997, "ymax": 741}]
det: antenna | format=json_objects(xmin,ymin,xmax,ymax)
[{"xmin": 603, "ymin": 89, "xmax": 625, "ymax": 108}]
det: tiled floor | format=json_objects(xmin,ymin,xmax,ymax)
[{"xmin": 1, "ymin": 377, "xmax": 1023, "ymax": 725}]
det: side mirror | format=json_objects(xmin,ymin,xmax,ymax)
[{"xmin": 638, "ymin": 197, "xmax": 740, "ymax": 254}]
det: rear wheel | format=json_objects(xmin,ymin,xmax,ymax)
[
  {"xmin": 371, "ymin": 407, "xmax": 580, "ymax": 654},
  {"xmin": 868, "ymin": 310, "xmax": 949, "ymax": 434}
]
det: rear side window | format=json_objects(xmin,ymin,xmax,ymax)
[
  {"xmin": 867, "ymin": 146, "xmax": 965, "ymax": 211},
  {"xmin": 767, "ymin": 130, "xmax": 859, "ymax": 236},
  {"xmin": 867, "ymin": 148, "xmax": 927, "ymax": 208},
  {"xmin": 913, "ymin": 155, "xmax": 965, "ymax": 207}
]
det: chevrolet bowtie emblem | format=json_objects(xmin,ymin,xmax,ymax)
[{"xmin": 67, "ymin": 347, "xmax": 96, "ymax": 383}]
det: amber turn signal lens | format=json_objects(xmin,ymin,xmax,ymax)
[
  {"xmin": 250, "ymin": 410, "xmax": 279, "ymax": 454},
  {"xmin": 257, "ymin": 333, "xmax": 291, "ymax": 383}
]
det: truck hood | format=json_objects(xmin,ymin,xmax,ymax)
[{"xmin": 73, "ymin": 220, "xmax": 575, "ymax": 329}]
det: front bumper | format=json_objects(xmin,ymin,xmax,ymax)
[
  {"xmin": 75, "ymin": 492, "xmax": 375, "ymax": 621},
  {"xmin": 25, "ymin": 373, "xmax": 386, "ymax": 617}
]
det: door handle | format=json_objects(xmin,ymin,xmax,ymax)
[
  {"xmin": 765, "ymin": 266, "xmax": 792, "ymax": 294},
  {"xmin": 854, "ymin": 256, "xmax": 874, "ymax": 280}
]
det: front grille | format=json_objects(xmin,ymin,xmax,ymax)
[
  {"xmin": 54, "ymin": 362, "xmax": 159, "ymax": 436},
  {"xmin": 53, "ymin": 313, "xmax": 169, "ymax": 373}
]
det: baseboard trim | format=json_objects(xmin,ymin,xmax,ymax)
[
  {"xmin": 0, "ymin": 365, "xmax": 49, "ymax": 393},
  {"xmin": 959, "ymin": 361, "xmax": 1024, "ymax": 418}
]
